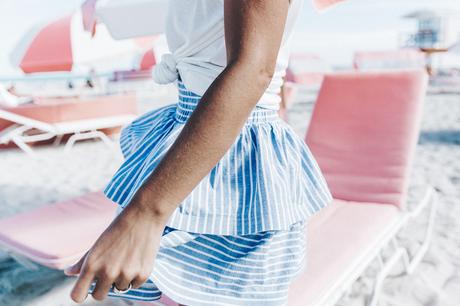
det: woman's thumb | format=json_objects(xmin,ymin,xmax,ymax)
[{"xmin": 64, "ymin": 252, "xmax": 87, "ymax": 276}]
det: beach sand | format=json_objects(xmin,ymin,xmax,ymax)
[{"xmin": 0, "ymin": 85, "xmax": 459, "ymax": 306}]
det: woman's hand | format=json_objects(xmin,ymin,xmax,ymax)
[{"xmin": 64, "ymin": 204, "xmax": 165, "ymax": 303}]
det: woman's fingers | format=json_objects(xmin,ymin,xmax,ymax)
[
  {"xmin": 131, "ymin": 271, "xmax": 150, "ymax": 289},
  {"xmin": 67, "ymin": 206, "xmax": 162, "ymax": 303},
  {"xmin": 114, "ymin": 272, "xmax": 134, "ymax": 292},
  {"xmin": 91, "ymin": 272, "xmax": 114, "ymax": 301},
  {"xmin": 70, "ymin": 264, "xmax": 96, "ymax": 303}
]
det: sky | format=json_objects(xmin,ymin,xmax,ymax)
[
  {"xmin": 1, "ymin": 0, "xmax": 460, "ymax": 75},
  {"xmin": 292, "ymin": 0, "xmax": 460, "ymax": 67}
]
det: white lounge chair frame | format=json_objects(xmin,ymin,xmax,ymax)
[
  {"xmin": 0, "ymin": 108, "xmax": 135, "ymax": 156},
  {"xmin": 0, "ymin": 83, "xmax": 33, "ymax": 107},
  {"xmin": 0, "ymin": 189, "xmax": 437, "ymax": 306},
  {"xmin": 316, "ymin": 187, "xmax": 438, "ymax": 306}
]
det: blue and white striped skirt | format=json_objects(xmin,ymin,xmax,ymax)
[
  {"xmin": 99, "ymin": 81, "xmax": 332, "ymax": 305},
  {"xmin": 95, "ymin": 216, "xmax": 307, "ymax": 305}
]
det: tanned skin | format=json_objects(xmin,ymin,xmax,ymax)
[{"xmin": 65, "ymin": 0, "xmax": 290, "ymax": 303}]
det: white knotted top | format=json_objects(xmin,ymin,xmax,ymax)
[
  {"xmin": 152, "ymin": 54, "xmax": 178, "ymax": 84},
  {"xmin": 153, "ymin": 0, "xmax": 304, "ymax": 110}
]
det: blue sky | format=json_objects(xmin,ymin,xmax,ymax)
[
  {"xmin": 1, "ymin": 0, "xmax": 460, "ymax": 75},
  {"xmin": 292, "ymin": 0, "xmax": 460, "ymax": 66}
]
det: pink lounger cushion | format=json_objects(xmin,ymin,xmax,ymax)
[
  {"xmin": 353, "ymin": 49, "xmax": 426, "ymax": 71},
  {"xmin": 288, "ymin": 199, "xmax": 403, "ymax": 305},
  {"xmin": 0, "ymin": 93, "xmax": 137, "ymax": 132},
  {"xmin": 306, "ymin": 70, "xmax": 427, "ymax": 208},
  {"xmin": 0, "ymin": 192, "xmax": 117, "ymax": 269},
  {"xmin": 287, "ymin": 70, "xmax": 427, "ymax": 305},
  {"xmin": 135, "ymin": 199, "xmax": 402, "ymax": 306}
]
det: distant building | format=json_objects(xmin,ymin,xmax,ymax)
[{"xmin": 402, "ymin": 9, "xmax": 460, "ymax": 49}]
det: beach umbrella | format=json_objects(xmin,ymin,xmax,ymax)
[
  {"xmin": 96, "ymin": 0, "xmax": 167, "ymax": 40},
  {"xmin": 82, "ymin": 0, "xmax": 98, "ymax": 36},
  {"xmin": 131, "ymin": 35, "xmax": 167, "ymax": 71},
  {"xmin": 139, "ymin": 49, "xmax": 156, "ymax": 71},
  {"xmin": 10, "ymin": 10, "xmax": 152, "ymax": 74}
]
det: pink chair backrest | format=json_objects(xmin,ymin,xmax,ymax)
[
  {"xmin": 306, "ymin": 70, "xmax": 428, "ymax": 208},
  {"xmin": 354, "ymin": 49, "xmax": 426, "ymax": 71},
  {"xmin": 287, "ymin": 53, "xmax": 332, "ymax": 88}
]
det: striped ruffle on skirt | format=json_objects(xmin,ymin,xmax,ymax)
[
  {"xmin": 99, "ymin": 81, "xmax": 332, "ymax": 305},
  {"xmin": 94, "ymin": 219, "xmax": 306, "ymax": 306},
  {"xmin": 105, "ymin": 82, "xmax": 332, "ymax": 236}
]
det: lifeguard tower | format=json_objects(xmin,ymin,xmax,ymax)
[{"xmin": 402, "ymin": 9, "xmax": 460, "ymax": 74}]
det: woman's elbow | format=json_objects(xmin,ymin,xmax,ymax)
[
  {"xmin": 250, "ymin": 57, "xmax": 276, "ymax": 91},
  {"xmin": 228, "ymin": 54, "xmax": 277, "ymax": 90},
  {"xmin": 257, "ymin": 62, "xmax": 276, "ymax": 89}
]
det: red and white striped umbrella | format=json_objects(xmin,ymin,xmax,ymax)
[
  {"xmin": 137, "ymin": 35, "xmax": 168, "ymax": 70},
  {"xmin": 82, "ymin": 0, "xmax": 98, "ymax": 36},
  {"xmin": 10, "ymin": 10, "xmax": 153, "ymax": 74},
  {"xmin": 138, "ymin": 49, "xmax": 156, "ymax": 71}
]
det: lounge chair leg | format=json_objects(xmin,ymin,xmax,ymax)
[
  {"xmin": 53, "ymin": 135, "xmax": 63, "ymax": 146},
  {"xmin": 369, "ymin": 248, "xmax": 406, "ymax": 306},
  {"xmin": 401, "ymin": 188, "xmax": 438, "ymax": 274},
  {"xmin": 1, "ymin": 125, "xmax": 37, "ymax": 156},
  {"xmin": 12, "ymin": 136, "xmax": 36, "ymax": 157},
  {"xmin": 368, "ymin": 188, "xmax": 438, "ymax": 306},
  {"xmin": 64, "ymin": 133, "xmax": 81, "ymax": 152},
  {"xmin": 338, "ymin": 286, "xmax": 352, "ymax": 306},
  {"xmin": 64, "ymin": 130, "xmax": 114, "ymax": 152},
  {"xmin": 94, "ymin": 130, "xmax": 115, "ymax": 149},
  {"xmin": 3, "ymin": 124, "xmax": 58, "ymax": 156}
]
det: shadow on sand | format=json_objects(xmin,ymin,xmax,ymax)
[
  {"xmin": 419, "ymin": 129, "xmax": 460, "ymax": 145},
  {"xmin": 0, "ymin": 256, "xmax": 67, "ymax": 306}
]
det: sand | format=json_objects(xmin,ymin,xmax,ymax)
[{"xmin": 0, "ymin": 84, "xmax": 459, "ymax": 306}]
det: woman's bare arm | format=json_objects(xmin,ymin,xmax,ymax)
[
  {"xmin": 67, "ymin": 0, "xmax": 290, "ymax": 303},
  {"xmin": 135, "ymin": 0, "xmax": 290, "ymax": 217}
]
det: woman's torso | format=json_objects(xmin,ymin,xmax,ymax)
[{"xmin": 156, "ymin": 0, "xmax": 304, "ymax": 110}]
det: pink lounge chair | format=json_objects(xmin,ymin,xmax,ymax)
[
  {"xmin": 0, "ymin": 93, "xmax": 137, "ymax": 155},
  {"xmin": 0, "ymin": 83, "xmax": 33, "ymax": 107},
  {"xmin": 0, "ymin": 192, "xmax": 117, "ymax": 270},
  {"xmin": 286, "ymin": 53, "xmax": 332, "ymax": 89},
  {"xmin": 111, "ymin": 69, "xmax": 154, "ymax": 81},
  {"xmin": 0, "ymin": 71, "xmax": 436, "ymax": 305},
  {"xmin": 288, "ymin": 70, "xmax": 437, "ymax": 306},
  {"xmin": 354, "ymin": 49, "xmax": 426, "ymax": 71},
  {"xmin": 279, "ymin": 81, "xmax": 298, "ymax": 122},
  {"xmin": 113, "ymin": 70, "xmax": 436, "ymax": 306}
]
